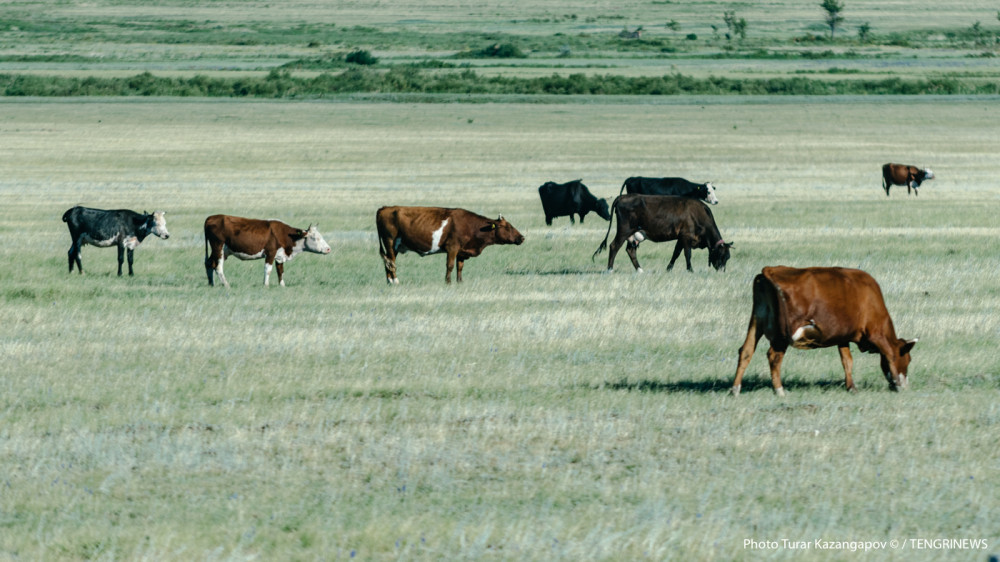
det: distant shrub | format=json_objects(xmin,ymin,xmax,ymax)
[
  {"xmin": 345, "ymin": 49, "xmax": 378, "ymax": 65},
  {"xmin": 466, "ymin": 43, "xmax": 527, "ymax": 58},
  {"xmin": 686, "ymin": 33, "xmax": 698, "ymax": 41}
]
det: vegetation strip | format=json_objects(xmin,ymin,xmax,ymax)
[{"xmin": 2, "ymin": 68, "xmax": 996, "ymax": 97}]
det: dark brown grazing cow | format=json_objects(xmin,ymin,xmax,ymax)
[
  {"xmin": 376, "ymin": 206, "xmax": 524, "ymax": 284},
  {"xmin": 593, "ymin": 194, "xmax": 731, "ymax": 273},
  {"xmin": 882, "ymin": 163, "xmax": 934, "ymax": 196},
  {"xmin": 204, "ymin": 215, "xmax": 331, "ymax": 288},
  {"xmin": 731, "ymin": 266, "xmax": 917, "ymax": 396}
]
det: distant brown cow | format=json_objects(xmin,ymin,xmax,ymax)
[
  {"xmin": 593, "ymin": 194, "xmax": 732, "ymax": 273},
  {"xmin": 376, "ymin": 206, "xmax": 525, "ymax": 284},
  {"xmin": 731, "ymin": 266, "xmax": 917, "ymax": 396},
  {"xmin": 882, "ymin": 163, "xmax": 934, "ymax": 196},
  {"xmin": 204, "ymin": 215, "xmax": 331, "ymax": 288}
]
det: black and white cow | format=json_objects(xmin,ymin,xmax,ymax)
[
  {"xmin": 62, "ymin": 206, "xmax": 170, "ymax": 276},
  {"xmin": 620, "ymin": 176, "xmax": 719, "ymax": 205},
  {"xmin": 537, "ymin": 180, "xmax": 611, "ymax": 225}
]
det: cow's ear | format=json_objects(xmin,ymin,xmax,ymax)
[
  {"xmin": 900, "ymin": 339, "xmax": 917, "ymax": 355},
  {"xmin": 481, "ymin": 222, "xmax": 497, "ymax": 232}
]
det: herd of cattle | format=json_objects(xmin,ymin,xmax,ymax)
[{"xmin": 60, "ymin": 162, "xmax": 930, "ymax": 395}]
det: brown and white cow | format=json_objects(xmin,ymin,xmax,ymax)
[
  {"xmin": 882, "ymin": 163, "xmax": 934, "ymax": 196},
  {"xmin": 731, "ymin": 266, "xmax": 917, "ymax": 396},
  {"xmin": 593, "ymin": 194, "xmax": 732, "ymax": 273},
  {"xmin": 204, "ymin": 214, "xmax": 331, "ymax": 288},
  {"xmin": 376, "ymin": 206, "xmax": 524, "ymax": 284}
]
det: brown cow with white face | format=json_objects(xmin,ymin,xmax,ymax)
[
  {"xmin": 204, "ymin": 215, "xmax": 331, "ymax": 288},
  {"xmin": 731, "ymin": 266, "xmax": 917, "ymax": 396},
  {"xmin": 882, "ymin": 163, "xmax": 934, "ymax": 196},
  {"xmin": 376, "ymin": 206, "xmax": 524, "ymax": 284}
]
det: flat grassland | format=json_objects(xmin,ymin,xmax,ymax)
[{"xmin": 1, "ymin": 98, "xmax": 998, "ymax": 560}]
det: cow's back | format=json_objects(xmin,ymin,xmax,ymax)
[{"xmin": 760, "ymin": 266, "xmax": 894, "ymax": 345}]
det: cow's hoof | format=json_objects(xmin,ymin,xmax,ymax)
[
  {"xmin": 729, "ymin": 385, "xmax": 741, "ymax": 397},
  {"xmin": 774, "ymin": 387, "xmax": 786, "ymax": 397}
]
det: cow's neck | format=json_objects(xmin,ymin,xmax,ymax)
[{"xmin": 276, "ymin": 238, "xmax": 306, "ymax": 263}]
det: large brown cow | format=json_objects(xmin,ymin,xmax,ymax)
[
  {"xmin": 204, "ymin": 215, "xmax": 331, "ymax": 288},
  {"xmin": 376, "ymin": 206, "xmax": 524, "ymax": 284},
  {"xmin": 882, "ymin": 163, "xmax": 934, "ymax": 196},
  {"xmin": 731, "ymin": 266, "xmax": 917, "ymax": 396},
  {"xmin": 593, "ymin": 194, "xmax": 731, "ymax": 273}
]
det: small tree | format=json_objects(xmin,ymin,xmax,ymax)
[
  {"xmin": 821, "ymin": 0, "xmax": 845, "ymax": 39},
  {"xmin": 857, "ymin": 21, "xmax": 871, "ymax": 43},
  {"xmin": 723, "ymin": 10, "xmax": 747, "ymax": 41}
]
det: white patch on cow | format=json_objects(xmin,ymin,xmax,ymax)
[
  {"xmin": 704, "ymin": 182, "xmax": 719, "ymax": 205},
  {"xmin": 80, "ymin": 233, "xmax": 118, "ymax": 248},
  {"xmin": 150, "ymin": 211, "xmax": 170, "ymax": 239},
  {"xmin": 226, "ymin": 246, "xmax": 266, "ymax": 261},
  {"xmin": 276, "ymin": 245, "xmax": 292, "ymax": 264},
  {"xmin": 264, "ymin": 262, "xmax": 273, "ymax": 286},
  {"xmin": 627, "ymin": 230, "xmax": 646, "ymax": 244},
  {"xmin": 123, "ymin": 235, "xmax": 140, "ymax": 250},
  {"xmin": 426, "ymin": 219, "xmax": 449, "ymax": 255},
  {"xmin": 636, "ymin": 267, "xmax": 644, "ymax": 274},
  {"xmin": 791, "ymin": 325, "xmax": 807, "ymax": 342},
  {"xmin": 303, "ymin": 225, "xmax": 332, "ymax": 255},
  {"xmin": 923, "ymin": 169, "xmax": 934, "ymax": 180}
]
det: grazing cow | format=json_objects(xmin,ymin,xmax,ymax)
[
  {"xmin": 376, "ymin": 206, "xmax": 524, "ymax": 284},
  {"xmin": 593, "ymin": 194, "xmax": 732, "ymax": 273},
  {"xmin": 620, "ymin": 176, "xmax": 719, "ymax": 205},
  {"xmin": 882, "ymin": 163, "xmax": 934, "ymax": 196},
  {"xmin": 538, "ymin": 180, "xmax": 611, "ymax": 226},
  {"xmin": 62, "ymin": 206, "xmax": 170, "ymax": 276},
  {"xmin": 731, "ymin": 266, "xmax": 917, "ymax": 396},
  {"xmin": 203, "ymin": 215, "xmax": 331, "ymax": 288}
]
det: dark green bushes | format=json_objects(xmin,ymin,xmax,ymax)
[{"xmin": 1, "ymin": 69, "xmax": 995, "ymax": 98}]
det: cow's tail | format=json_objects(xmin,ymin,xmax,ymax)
[
  {"xmin": 592, "ymin": 196, "xmax": 620, "ymax": 261},
  {"xmin": 618, "ymin": 179, "xmax": 628, "ymax": 197}
]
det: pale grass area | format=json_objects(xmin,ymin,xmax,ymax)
[{"xmin": 1, "ymin": 99, "xmax": 999, "ymax": 559}]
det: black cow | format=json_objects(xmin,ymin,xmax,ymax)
[
  {"xmin": 538, "ymin": 180, "xmax": 611, "ymax": 225},
  {"xmin": 62, "ymin": 206, "xmax": 170, "ymax": 276},
  {"xmin": 620, "ymin": 176, "xmax": 719, "ymax": 205},
  {"xmin": 593, "ymin": 194, "xmax": 732, "ymax": 273}
]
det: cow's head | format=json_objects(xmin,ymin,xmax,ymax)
[
  {"xmin": 708, "ymin": 239, "xmax": 732, "ymax": 271},
  {"xmin": 882, "ymin": 338, "xmax": 917, "ymax": 390},
  {"xmin": 299, "ymin": 225, "xmax": 332, "ymax": 255},
  {"xmin": 594, "ymin": 198, "xmax": 612, "ymax": 221},
  {"xmin": 483, "ymin": 215, "xmax": 525, "ymax": 245},
  {"xmin": 142, "ymin": 211, "xmax": 170, "ymax": 239},
  {"xmin": 920, "ymin": 168, "xmax": 934, "ymax": 181},
  {"xmin": 701, "ymin": 183, "xmax": 719, "ymax": 205}
]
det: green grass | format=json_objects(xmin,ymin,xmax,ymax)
[{"xmin": 0, "ymin": 98, "xmax": 998, "ymax": 559}]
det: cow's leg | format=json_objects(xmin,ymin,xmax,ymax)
[
  {"xmin": 767, "ymin": 345, "xmax": 786, "ymax": 396},
  {"xmin": 68, "ymin": 240, "xmax": 83, "ymax": 274},
  {"xmin": 730, "ymin": 315, "xmax": 762, "ymax": 396},
  {"xmin": 456, "ymin": 259, "xmax": 465, "ymax": 283},
  {"xmin": 263, "ymin": 258, "xmax": 275, "ymax": 286},
  {"xmin": 126, "ymin": 248, "xmax": 135, "ymax": 276},
  {"xmin": 545, "ymin": 215, "xmax": 553, "ymax": 226},
  {"xmin": 276, "ymin": 263, "xmax": 285, "ymax": 287},
  {"xmin": 579, "ymin": 213, "xmax": 584, "ymax": 224},
  {"xmin": 666, "ymin": 240, "xmax": 684, "ymax": 271},
  {"xmin": 569, "ymin": 214, "xmax": 575, "ymax": 225},
  {"xmin": 682, "ymin": 241, "xmax": 694, "ymax": 272},
  {"xmin": 883, "ymin": 177, "xmax": 890, "ymax": 196},
  {"xmin": 625, "ymin": 241, "xmax": 642, "ymax": 272},
  {"xmin": 839, "ymin": 345, "xmax": 857, "ymax": 393},
  {"xmin": 116, "ymin": 244, "xmax": 125, "ymax": 276},
  {"xmin": 379, "ymin": 236, "xmax": 399, "ymax": 284},
  {"xmin": 445, "ymin": 250, "xmax": 457, "ymax": 284},
  {"xmin": 214, "ymin": 256, "xmax": 230, "ymax": 289},
  {"xmin": 606, "ymin": 236, "xmax": 626, "ymax": 272}
]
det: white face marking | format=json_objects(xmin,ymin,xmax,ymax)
[
  {"xmin": 704, "ymin": 183, "xmax": 719, "ymax": 205},
  {"xmin": 303, "ymin": 226, "xmax": 332, "ymax": 255},
  {"xmin": 923, "ymin": 169, "xmax": 934, "ymax": 179},
  {"xmin": 150, "ymin": 211, "xmax": 170, "ymax": 239},
  {"xmin": 429, "ymin": 219, "xmax": 449, "ymax": 254}
]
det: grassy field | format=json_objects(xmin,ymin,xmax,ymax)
[{"xmin": 1, "ymin": 98, "xmax": 998, "ymax": 560}]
